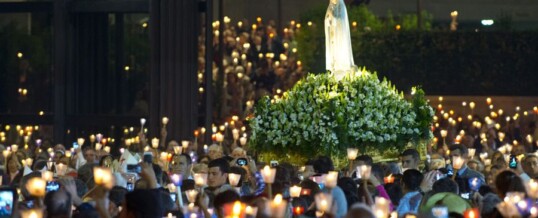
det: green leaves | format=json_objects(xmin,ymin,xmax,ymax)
[{"xmin": 249, "ymin": 69, "xmax": 434, "ymax": 165}]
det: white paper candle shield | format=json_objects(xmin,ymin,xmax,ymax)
[
  {"xmin": 290, "ymin": 185, "xmax": 302, "ymax": 198},
  {"xmin": 186, "ymin": 189, "xmax": 199, "ymax": 203},
  {"xmin": 261, "ymin": 166, "xmax": 277, "ymax": 183},
  {"xmin": 356, "ymin": 165, "xmax": 372, "ymax": 179},
  {"xmin": 228, "ymin": 173, "xmax": 241, "ymax": 187},
  {"xmin": 194, "ymin": 173, "xmax": 208, "ymax": 187},
  {"xmin": 347, "ymin": 148, "xmax": 359, "ymax": 160}
]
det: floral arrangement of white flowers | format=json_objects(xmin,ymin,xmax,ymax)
[{"xmin": 249, "ymin": 68, "xmax": 434, "ymax": 164}]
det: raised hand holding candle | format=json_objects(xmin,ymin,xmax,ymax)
[
  {"xmin": 269, "ymin": 194, "xmax": 287, "ymax": 218},
  {"xmin": 374, "ymin": 197, "xmax": 390, "ymax": 218},
  {"xmin": 162, "ymin": 117, "xmax": 169, "ymax": 126},
  {"xmin": 93, "ymin": 167, "xmax": 114, "ymax": 189},
  {"xmin": 151, "ymin": 138, "xmax": 159, "ymax": 149},
  {"xmin": 77, "ymin": 138, "xmax": 85, "ymax": 147},
  {"xmin": 356, "ymin": 165, "xmax": 372, "ymax": 179}
]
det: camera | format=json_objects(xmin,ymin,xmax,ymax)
[
  {"xmin": 46, "ymin": 181, "xmax": 60, "ymax": 192},
  {"xmin": 236, "ymin": 158, "xmax": 248, "ymax": 166},
  {"xmin": 270, "ymin": 160, "xmax": 279, "ymax": 167},
  {"xmin": 0, "ymin": 187, "xmax": 16, "ymax": 217},
  {"xmin": 126, "ymin": 183, "xmax": 134, "ymax": 192},
  {"xmin": 143, "ymin": 152, "xmax": 153, "ymax": 164},
  {"xmin": 509, "ymin": 155, "xmax": 517, "ymax": 169},
  {"xmin": 127, "ymin": 164, "xmax": 142, "ymax": 174}
]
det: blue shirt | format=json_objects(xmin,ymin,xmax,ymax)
[
  {"xmin": 322, "ymin": 186, "xmax": 348, "ymax": 218},
  {"xmin": 396, "ymin": 191, "xmax": 422, "ymax": 216}
]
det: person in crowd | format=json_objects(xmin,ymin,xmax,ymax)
[
  {"xmin": 522, "ymin": 154, "xmax": 538, "ymax": 180},
  {"xmin": 207, "ymin": 144, "xmax": 224, "ymax": 161},
  {"xmin": 396, "ymin": 169, "xmax": 423, "ymax": 216},
  {"xmin": 449, "ymin": 144, "xmax": 485, "ymax": 182},
  {"xmin": 4, "ymin": 155, "xmax": 22, "ymax": 186},
  {"xmin": 400, "ymin": 149, "xmax": 421, "ymax": 171},
  {"xmin": 170, "ymin": 154, "xmax": 193, "ymax": 179},
  {"xmin": 205, "ymin": 158, "xmax": 233, "ymax": 205},
  {"xmin": 78, "ymin": 148, "xmax": 99, "ymax": 188}
]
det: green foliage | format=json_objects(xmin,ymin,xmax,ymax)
[{"xmin": 249, "ymin": 69, "xmax": 434, "ymax": 166}]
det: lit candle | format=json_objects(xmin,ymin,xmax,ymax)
[
  {"xmin": 356, "ymin": 165, "xmax": 372, "ymax": 179},
  {"xmin": 270, "ymin": 194, "xmax": 287, "ymax": 218},
  {"xmin": 324, "ymin": 171, "xmax": 338, "ymax": 189},
  {"xmin": 103, "ymin": 146, "xmax": 111, "ymax": 154},
  {"xmin": 93, "ymin": 167, "xmax": 114, "ymax": 189},
  {"xmin": 2, "ymin": 150, "xmax": 9, "ymax": 159},
  {"xmin": 95, "ymin": 143, "xmax": 102, "ymax": 150},
  {"xmin": 347, "ymin": 148, "xmax": 359, "ymax": 160},
  {"xmin": 232, "ymin": 129, "xmax": 240, "ymax": 140},
  {"xmin": 315, "ymin": 193, "xmax": 332, "ymax": 213},
  {"xmin": 452, "ymin": 157, "xmax": 464, "ymax": 170},
  {"xmin": 77, "ymin": 138, "xmax": 85, "ymax": 147},
  {"xmin": 56, "ymin": 163, "xmax": 67, "ymax": 176},
  {"xmin": 239, "ymin": 137, "xmax": 247, "ymax": 146},
  {"xmin": 228, "ymin": 173, "xmax": 241, "ymax": 187},
  {"xmin": 293, "ymin": 206, "xmax": 305, "ymax": 216},
  {"xmin": 463, "ymin": 208, "xmax": 479, "ymax": 218},
  {"xmin": 261, "ymin": 165, "xmax": 276, "ymax": 183},
  {"xmin": 42, "ymin": 171, "xmax": 53, "ymax": 182},
  {"xmin": 245, "ymin": 206, "xmax": 258, "ymax": 217},
  {"xmin": 216, "ymin": 133, "xmax": 224, "ymax": 143},
  {"xmin": 529, "ymin": 179, "xmax": 538, "ymax": 199},
  {"xmin": 479, "ymin": 152, "xmax": 488, "ymax": 161},
  {"xmin": 173, "ymin": 145, "xmax": 182, "ymax": 155},
  {"xmin": 185, "ymin": 189, "xmax": 199, "ymax": 203},
  {"xmin": 170, "ymin": 174, "xmax": 182, "ymax": 186},
  {"xmin": 140, "ymin": 118, "xmax": 146, "ymax": 126},
  {"xmin": 468, "ymin": 148, "xmax": 476, "ymax": 158},
  {"xmin": 440, "ymin": 130, "xmax": 447, "ymax": 138},
  {"xmin": 290, "ymin": 185, "xmax": 302, "ymax": 198},
  {"xmin": 374, "ymin": 197, "xmax": 390, "ymax": 218},
  {"xmin": 26, "ymin": 177, "xmax": 46, "ymax": 197},
  {"xmin": 162, "ymin": 117, "xmax": 169, "ymax": 125},
  {"xmin": 384, "ymin": 174, "xmax": 395, "ymax": 184},
  {"xmin": 21, "ymin": 209, "xmax": 43, "ymax": 218},
  {"xmin": 11, "ymin": 144, "xmax": 18, "ymax": 152},
  {"xmin": 181, "ymin": 140, "xmax": 189, "ymax": 150},
  {"xmin": 504, "ymin": 192, "xmax": 525, "ymax": 204},
  {"xmin": 194, "ymin": 173, "xmax": 208, "ymax": 187},
  {"xmin": 151, "ymin": 138, "xmax": 159, "ymax": 149}
]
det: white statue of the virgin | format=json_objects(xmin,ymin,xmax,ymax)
[{"xmin": 325, "ymin": 0, "xmax": 356, "ymax": 80}]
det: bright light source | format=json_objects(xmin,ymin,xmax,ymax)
[{"xmin": 481, "ymin": 19, "xmax": 494, "ymax": 26}]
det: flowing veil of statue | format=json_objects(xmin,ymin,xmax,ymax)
[{"xmin": 325, "ymin": 0, "xmax": 357, "ymax": 80}]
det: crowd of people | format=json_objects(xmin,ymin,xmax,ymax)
[
  {"xmin": 0, "ymin": 101, "xmax": 537, "ymax": 218},
  {"xmin": 0, "ymin": 16, "xmax": 538, "ymax": 218},
  {"xmin": 197, "ymin": 17, "xmax": 306, "ymax": 119}
]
